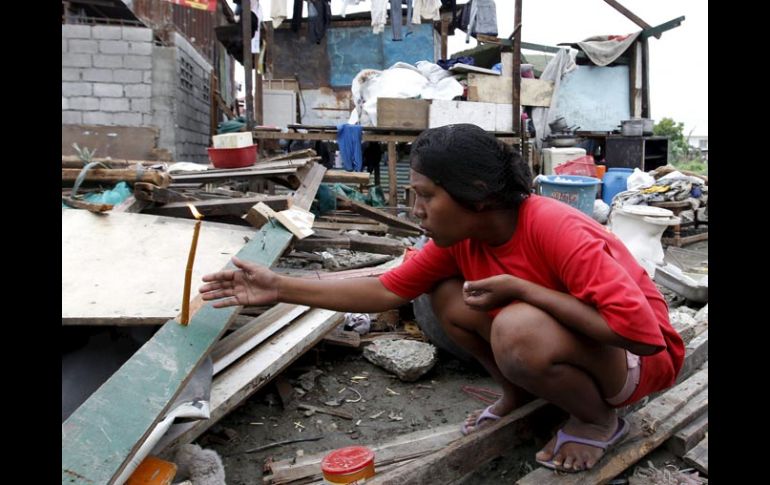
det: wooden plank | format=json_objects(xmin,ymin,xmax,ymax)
[
  {"xmin": 348, "ymin": 233, "xmax": 407, "ymax": 256},
  {"xmin": 143, "ymin": 195, "xmax": 289, "ymax": 218},
  {"xmin": 467, "ymin": 75, "xmax": 554, "ymax": 107},
  {"xmin": 638, "ymin": 367, "xmax": 708, "ymax": 436},
  {"xmin": 61, "ymin": 196, "xmax": 113, "ymax": 213},
  {"xmin": 62, "ymin": 211, "xmax": 257, "ymax": 326},
  {"xmin": 322, "ymin": 169, "xmax": 371, "ymax": 185},
  {"xmin": 62, "ymin": 155, "xmax": 166, "ymax": 168},
  {"xmin": 322, "ymin": 328, "xmax": 361, "ymax": 348},
  {"xmin": 366, "ymin": 399, "xmax": 554, "ymax": 485},
  {"xmin": 266, "ymin": 422, "xmax": 463, "ymax": 484},
  {"xmin": 133, "ymin": 183, "xmax": 198, "ymax": 204},
  {"xmin": 313, "ymin": 221, "xmax": 388, "ymax": 234},
  {"xmin": 210, "ymin": 303, "xmax": 310, "ymax": 375},
  {"xmin": 62, "ymin": 168, "xmax": 171, "ymax": 188},
  {"xmin": 377, "ymin": 98, "xmax": 430, "ymax": 130},
  {"xmin": 254, "ymin": 130, "xmax": 520, "ymax": 144},
  {"xmin": 683, "ymin": 435, "xmax": 708, "ymax": 475},
  {"xmin": 291, "ymin": 163, "xmax": 328, "ymax": 210},
  {"xmin": 156, "ymin": 309, "xmax": 345, "ymax": 454},
  {"xmin": 516, "ymin": 371, "xmax": 708, "ymax": 485},
  {"xmin": 261, "ymin": 148, "xmax": 316, "ymax": 162},
  {"xmin": 676, "ymin": 330, "xmax": 708, "ymax": 385},
  {"xmin": 666, "ymin": 412, "xmax": 707, "ymax": 457},
  {"xmin": 170, "ymin": 167, "xmax": 298, "ymax": 184},
  {"xmin": 62, "ymin": 163, "xmax": 326, "ymax": 483},
  {"xmin": 387, "ymin": 141, "xmax": 398, "ymax": 206},
  {"xmin": 336, "ymin": 196, "xmax": 423, "ymax": 233},
  {"xmin": 113, "ymin": 195, "xmax": 150, "ymax": 213}
]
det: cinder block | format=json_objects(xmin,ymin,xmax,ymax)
[
  {"xmin": 62, "ymin": 53, "xmax": 91, "ymax": 68},
  {"xmin": 131, "ymin": 98, "xmax": 151, "ymax": 113},
  {"xmin": 83, "ymin": 112, "xmax": 113, "ymax": 125},
  {"xmin": 62, "ymin": 68, "xmax": 82, "ymax": 81},
  {"xmin": 93, "ymin": 55, "xmax": 123, "ymax": 68},
  {"xmin": 124, "ymin": 55, "xmax": 152, "ymax": 69},
  {"xmin": 114, "ymin": 69, "xmax": 142, "ymax": 83},
  {"xmin": 93, "ymin": 25, "xmax": 122, "ymax": 40},
  {"xmin": 113, "ymin": 112, "xmax": 143, "ymax": 126},
  {"xmin": 69, "ymin": 39, "xmax": 98, "ymax": 54},
  {"xmin": 100, "ymin": 98, "xmax": 130, "ymax": 112},
  {"xmin": 62, "ymin": 25, "xmax": 91, "ymax": 39},
  {"xmin": 62, "ymin": 82, "xmax": 92, "ymax": 97},
  {"xmin": 122, "ymin": 27, "xmax": 153, "ymax": 42},
  {"xmin": 128, "ymin": 42, "xmax": 153, "ymax": 56},
  {"xmin": 69, "ymin": 97, "xmax": 101, "ymax": 111},
  {"xmin": 62, "ymin": 111, "xmax": 83, "ymax": 124},
  {"xmin": 82, "ymin": 69, "xmax": 113, "ymax": 82},
  {"xmin": 99, "ymin": 40, "xmax": 129, "ymax": 55},
  {"xmin": 124, "ymin": 84, "xmax": 151, "ymax": 98},
  {"xmin": 94, "ymin": 83, "xmax": 123, "ymax": 97}
]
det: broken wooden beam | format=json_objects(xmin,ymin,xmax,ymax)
[
  {"xmin": 337, "ymin": 195, "xmax": 422, "ymax": 234},
  {"xmin": 62, "ymin": 167, "xmax": 172, "ymax": 188},
  {"xmin": 297, "ymin": 404, "xmax": 354, "ymax": 420},
  {"xmin": 143, "ymin": 195, "xmax": 289, "ymax": 219},
  {"xmin": 61, "ymin": 196, "xmax": 113, "ymax": 213},
  {"xmin": 666, "ymin": 411, "xmax": 707, "ymax": 457},
  {"xmin": 62, "ymin": 155, "xmax": 166, "ymax": 169},
  {"xmin": 323, "ymin": 170, "xmax": 371, "ymax": 185},
  {"xmin": 133, "ymin": 183, "xmax": 197, "ymax": 204},
  {"xmin": 682, "ymin": 435, "xmax": 707, "ymax": 475}
]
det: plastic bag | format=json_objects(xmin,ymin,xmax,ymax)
[{"xmin": 626, "ymin": 168, "xmax": 656, "ymax": 191}]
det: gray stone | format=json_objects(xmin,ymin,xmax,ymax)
[
  {"xmin": 694, "ymin": 304, "xmax": 708, "ymax": 327},
  {"xmin": 297, "ymin": 368, "xmax": 324, "ymax": 392},
  {"xmin": 363, "ymin": 339, "xmax": 437, "ymax": 382},
  {"xmin": 125, "ymin": 84, "xmax": 151, "ymax": 98}
]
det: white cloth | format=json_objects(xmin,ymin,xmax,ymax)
[
  {"xmin": 412, "ymin": 0, "xmax": 441, "ymax": 24},
  {"xmin": 250, "ymin": 1, "xmax": 264, "ymax": 54},
  {"xmin": 576, "ymin": 32, "xmax": 641, "ymax": 67},
  {"xmin": 342, "ymin": 0, "xmax": 366, "ymax": 18},
  {"xmin": 371, "ymin": 0, "xmax": 388, "ymax": 34},
  {"xmin": 270, "ymin": 0, "xmax": 287, "ymax": 28}
]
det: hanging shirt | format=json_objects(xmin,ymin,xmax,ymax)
[
  {"xmin": 372, "ymin": 0, "xmax": 388, "ymax": 34},
  {"xmin": 336, "ymin": 124, "xmax": 364, "ymax": 172},
  {"xmin": 412, "ymin": 0, "xmax": 441, "ymax": 24}
]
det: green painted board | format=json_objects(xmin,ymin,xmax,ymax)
[{"xmin": 62, "ymin": 224, "xmax": 294, "ymax": 484}]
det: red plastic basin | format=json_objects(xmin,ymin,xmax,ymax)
[{"xmin": 207, "ymin": 144, "xmax": 258, "ymax": 168}]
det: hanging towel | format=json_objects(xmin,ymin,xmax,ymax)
[
  {"xmin": 271, "ymin": 0, "xmax": 288, "ymax": 28},
  {"xmin": 336, "ymin": 124, "xmax": 364, "ymax": 172}
]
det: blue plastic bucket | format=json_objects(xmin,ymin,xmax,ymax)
[{"xmin": 538, "ymin": 175, "xmax": 601, "ymax": 216}]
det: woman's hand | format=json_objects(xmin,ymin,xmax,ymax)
[
  {"xmin": 199, "ymin": 256, "xmax": 281, "ymax": 308},
  {"xmin": 462, "ymin": 274, "xmax": 522, "ymax": 311}
]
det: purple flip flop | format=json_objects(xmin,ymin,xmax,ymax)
[
  {"xmin": 535, "ymin": 416, "xmax": 630, "ymax": 472},
  {"xmin": 461, "ymin": 404, "xmax": 501, "ymax": 436}
]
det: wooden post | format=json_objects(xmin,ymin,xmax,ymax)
[
  {"xmin": 254, "ymin": 52, "xmax": 263, "ymax": 125},
  {"xmin": 511, "ymin": 0, "xmax": 522, "ymax": 135},
  {"xmin": 387, "ymin": 141, "xmax": 398, "ymax": 206},
  {"xmin": 641, "ymin": 38, "xmax": 650, "ymax": 118},
  {"xmin": 242, "ymin": 0, "xmax": 254, "ymax": 130},
  {"xmin": 440, "ymin": 16, "xmax": 449, "ymax": 60},
  {"xmin": 209, "ymin": 72, "xmax": 218, "ymax": 142}
]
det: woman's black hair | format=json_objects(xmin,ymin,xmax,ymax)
[{"xmin": 410, "ymin": 124, "xmax": 532, "ymax": 211}]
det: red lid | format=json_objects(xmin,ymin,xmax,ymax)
[{"xmin": 321, "ymin": 446, "xmax": 375, "ymax": 475}]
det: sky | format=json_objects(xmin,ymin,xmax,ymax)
[{"xmin": 228, "ymin": 0, "xmax": 707, "ymax": 136}]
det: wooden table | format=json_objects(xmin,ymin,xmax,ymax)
[
  {"xmin": 253, "ymin": 126, "xmax": 520, "ymax": 206},
  {"xmin": 650, "ymin": 199, "xmax": 708, "ymax": 247}
]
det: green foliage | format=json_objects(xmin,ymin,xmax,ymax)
[{"xmin": 653, "ymin": 118, "xmax": 690, "ymax": 162}]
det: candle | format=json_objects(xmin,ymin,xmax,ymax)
[{"xmin": 180, "ymin": 204, "xmax": 204, "ymax": 325}]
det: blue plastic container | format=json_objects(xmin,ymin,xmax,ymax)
[
  {"xmin": 602, "ymin": 168, "xmax": 634, "ymax": 204},
  {"xmin": 538, "ymin": 175, "xmax": 601, "ymax": 216}
]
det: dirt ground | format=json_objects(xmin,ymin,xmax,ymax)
[{"xmin": 197, "ymin": 240, "xmax": 708, "ymax": 484}]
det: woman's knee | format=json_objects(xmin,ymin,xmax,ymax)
[
  {"xmin": 490, "ymin": 303, "xmax": 559, "ymax": 378},
  {"xmin": 429, "ymin": 278, "xmax": 491, "ymax": 336}
]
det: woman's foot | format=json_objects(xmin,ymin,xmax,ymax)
[
  {"xmin": 462, "ymin": 397, "xmax": 517, "ymax": 435},
  {"xmin": 535, "ymin": 414, "xmax": 623, "ymax": 472}
]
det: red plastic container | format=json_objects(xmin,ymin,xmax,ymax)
[
  {"xmin": 553, "ymin": 155, "xmax": 597, "ymax": 177},
  {"xmin": 321, "ymin": 446, "xmax": 375, "ymax": 484},
  {"xmin": 207, "ymin": 144, "xmax": 257, "ymax": 168}
]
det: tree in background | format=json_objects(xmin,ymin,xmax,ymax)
[{"xmin": 653, "ymin": 117, "xmax": 707, "ymax": 174}]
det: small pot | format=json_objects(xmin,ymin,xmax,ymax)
[{"xmin": 549, "ymin": 117, "xmax": 568, "ymax": 132}]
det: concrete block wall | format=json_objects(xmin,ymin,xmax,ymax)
[
  {"xmin": 172, "ymin": 33, "xmax": 212, "ymax": 163},
  {"xmin": 62, "ymin": 25, "xmax": 154, "ymax": 127}
]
